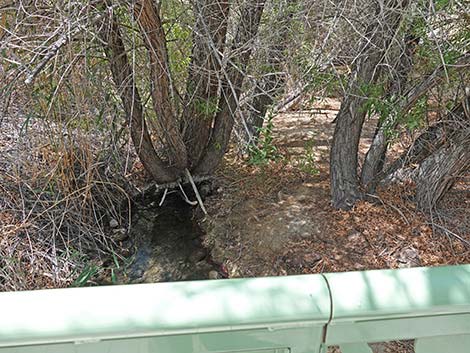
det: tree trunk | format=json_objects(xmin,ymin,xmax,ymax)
[
  {"xmin": 100, "ymin": 11, "xmax": 178, "ymax": 183},
  {"xmin": 382, "ymin": 122, "xmax": 447, "ymax": 183},
  {"xmin": 330, "ymin": 0, "xmax": 408, "ymax": 210},
  {"xmin": 134, "ymin": 0, "xmax": 188, "ymax": 170},
  {"xmin": 370, "ymin": 52, "xmax": 470, "ymax": 185},
  {"xmin": 415, "ymin": 136, "xmax": 470, "ymax": 210},
  {"xmin": 182, "ymin": 0, "xmax": 230, "ymax": 167},
  {"xmin": 360, "ymin": 121, "xmax": 388, "ymax": 191},
  {"xmin": 242, "ymin": 0, "xmax": 296, "ymax": 142},
  {"xmin": 415, "ymin": 100, "xmax": 470, "ymax": 210},
  {"xmin": 194, "ymin": 0, "xmax": 266, "ymax": 175},
  {"xmin": 102, "ymin": 1, "xmax": 266, "ymax": 183},
  {"xmin": 373, "ymin": 97, "xmax": 470, "ymax": 210},
  {"xmin": 360, "ymin": 33, "xmax": 419, "ymax": 192}
]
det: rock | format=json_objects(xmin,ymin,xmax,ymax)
[
  {"xmin": 295, "ymin": 194, "xmax": 309, "ymax": 203},
  {"xmin": 188, "ymin": 249, "xmax": 207, "ymax": 263},
  {"xmin": 208, "ymin": 270, "xmax": 219, "ymax": 279},
  {"xmin": 347, "ymin": 230, "xmax": 362, "ymax": 242},
  {"xmin": 109, "ymin": 218, "xmax": 119, "ymax": 228},
  {"xmin": 304, "ymin": 252, "xmax": 322, "ymax": 264},
  {"xmin": 290, "ymin": 256, "xmax": 304, "ymax": 268},
  {"xmin": 289, "ymin": 251, "xmax": 322, "ymax": 268},
  {"xmin": 112, "ymin": 228, "xmax": 128, "ymax": 241},
  {"xmin": 398, "ymin": 247, "xmax": 420, "ymax": 268}
]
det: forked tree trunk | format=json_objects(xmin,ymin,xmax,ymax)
[
  {"xmin": 195, "ymin": 0, "xmax": 266, "ymax": 175},
  {"xmin": 182, "ymin": 0, "xmax": 230, "ymax": 167},
  {"xmin": 100, "ymin": 12, "xmax": 178, "ymax": 183},
  {"xmin": 134, "ymin": 0, "xmax": 188, "ymax": 170},
  {"xmin": 102, "ymin": 1, "xmax": 265, "ymax": 183},
  {"xmin": 330, "ymin": 0, "xmax": 409, "ymax": 210},
  {"xmin": 360, "ymin": 33, "xmax": 419, "ymax": 192}
]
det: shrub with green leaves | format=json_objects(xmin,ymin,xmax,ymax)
[{"xmin": 249, "ymin": 112, "xmax": 280, "ymax": 165}]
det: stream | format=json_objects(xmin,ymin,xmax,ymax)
[{"xmin": 125, "ymin": 189, "xmax": 220, "ymax": 283}]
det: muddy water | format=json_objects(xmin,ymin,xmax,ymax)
[{"xmin": 126, "ymin": 193, "xmax": 218, "ymax": 283}]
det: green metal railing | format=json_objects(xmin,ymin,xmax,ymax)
[{"xmin": 1, "ymin": 265, "xmax": 470, "ymax": 353}]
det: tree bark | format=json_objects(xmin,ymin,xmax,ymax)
[
  {"xmin": 182, "ymin": 0, "xmax": 230, "ymax": 167},
  {"xmin": 194, "ymin": 0, "xmax": 266, "ymax": 175},
  {"xmin": 100, "ymin": 11, "xmax": 178, "ymax": 183},
  {"xmin": 400, "ymin": 52, "xmax": 470, "ymax": 114},
  {"xmin": 360, "ymin": 33, "xmax": 419, "ymax": 192},
  {"xmin": 381, "ymin": 98, "xmax": 470, "ymax": 192},
  {"xmin": 330, "ymin": 0, "xmax": 409, "ymax": 210},
  {"xmin": 369, "ymin": 52, "xmax": 470, "ymax": 186},
  {"xmin": 242, "ymin": 0, "xmax": 296, "ymax": 142},
  {"xmin": 415, "ymin": 99, "xmax": 470, "ymax": 210},
  {"xmin": 134, "ymin": 0, "xmax": 188, "ymax": 170},
  {"xmin": 383, "ymin": 122, "xmax": 447, "ymax": 183}
]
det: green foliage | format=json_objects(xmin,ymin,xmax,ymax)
[
  {"xmin": 194, "ymin": 96, "xmax": 220, "ymax": 118},
  {"xmin": 434, "ymin": 0, "xmax": 451, "ymax": 11},
  {"xmin": 71, "ymin": 250, "xmax": 129, "ymax": 287},
  {"xmin": 359, "ymin": 81, "xmax": 428, "ymax": 138},
  {"xmin": 161, "ymin": 0, "xmax": 192, "ymax": 92},
  {"xmin": 401, "ymin": 96, "xmax": 428, "ymax": 131},
  {"xmin": 306, "ymin": 69, "xmax": 347, "ymax": 98},
  {"xmin": 297, "ymin": 139, "xmax": 319, "ymax": 176},
  {"xmin": 214, "ymin": 141, "xmax": 222, "ymax": 151},
  {"xmin": 249, "ymin": 113, "xmax": 280, "ymax": 165},
  {"xmin": 413, "ymin": 7, "xmax": 469, "ymax": 70},
  {"xmin": 72, "ymin": 264, "xmax": 99, "ymax": 287},
  {"xmin": 360, "ymin": 83, "xmax": 396, "ymax": 122}
]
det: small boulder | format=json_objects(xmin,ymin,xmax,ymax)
[
  {"xmin": 109, "ymin": 219, "xmax": 119, "ymax": 228},
  {"xmin": 208, "ymin": 270, "xmax": 219, "ymax": 279},
  {"xmin": 112, "ymin": 228, "xmax": 128, "ymax": 241}
]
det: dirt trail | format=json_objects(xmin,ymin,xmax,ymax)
[{"xmin": 201, "ymin": 99, "xmax": 470, "ymax": 279}]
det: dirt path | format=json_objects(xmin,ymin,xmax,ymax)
[{"xmin": 201, "ymin": 99, "xmax": 470, "ymax": 280}]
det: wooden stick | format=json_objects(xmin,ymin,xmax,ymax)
[{"xmin": 185, "ymin": 169, "xmax": 208, "ymax": 215}]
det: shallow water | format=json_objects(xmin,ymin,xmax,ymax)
[{"xmin": 127, "ymin": 194, "xmax": 216, "ymax": 283}]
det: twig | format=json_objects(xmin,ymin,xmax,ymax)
[
  {"xmin": 366, "ymin": 193, "xmax": 410, "ymax": 225},
  {"xmin": 158, "ymin": 188, "xmax": 168, "ymax": 207},
  {"xmin": 428, "ymin": 222, "xmax": 470, "ymax": 248},
  {"xmin": 154, "ymin": 175, "xmax": 213, "ymax": 191},
  {"xmin": 178, "ymin": 182, "xmax": 198, "ymax": 206},
  {"xmin": 185, "ymin": 168, "xmax": 208, "ymax": 215},
  {"xmin": 24, "ymin": 11, "xmax": 106, "ymax": 85}
]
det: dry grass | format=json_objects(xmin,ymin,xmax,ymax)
[{"xmin": 0, "ymin": 101, "xmax": 132, "ymax": 291}]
